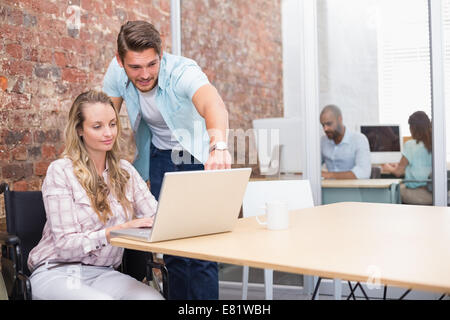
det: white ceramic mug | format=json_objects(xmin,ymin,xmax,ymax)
[{"xmin": 256, "ymin": 201, "xmax": 289, "ymax": 230}]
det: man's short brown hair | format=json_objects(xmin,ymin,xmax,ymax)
[{"xmin": 117, "ymin": 21, "xmax": 162, "ymax": 61}]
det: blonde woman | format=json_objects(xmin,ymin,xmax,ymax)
[{"xmin": 27, "ymin": 90, "xmax": 164, "ymax": 300}]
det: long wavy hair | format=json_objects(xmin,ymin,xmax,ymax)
[
  {"xmin": 63, "ymin": 90, "xmax": 133, "ymax": 224},
  {"xmin": 408, "ymin": 111, "xmax": 432, "ymax": 153}
]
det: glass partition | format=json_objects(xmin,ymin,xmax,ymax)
[
  {"xmin": 443, "ymin": 0, "xmax": 450, "ymax": 206},
  {"xmin": 318, "ymin": 0, "xmax": 433, "ymax": 207}
]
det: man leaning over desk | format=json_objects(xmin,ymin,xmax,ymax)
[
  {"xmin": 102, "ymin": 20, "xmax": 231, "ymax": 300},
  {"xmin": 320, "ymin": 104, "xmax": 371, "ymax": 179}
]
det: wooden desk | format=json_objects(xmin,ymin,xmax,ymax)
[
  {"xmin": 111, "ymin": 202, "xmax": 450, "ymax": 295},
  {"xmin": 321, "ymin": 179, "xmax": 402, "ymax": 204}
]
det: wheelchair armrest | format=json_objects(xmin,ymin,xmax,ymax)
[
  {"xmin": 16, "ymin": 272, "xmax": 32, "ymax": 300},
  {"xmin": 0, "ymin": 231, "xmax": 22, "ymax": 276},
  {"xmin": 146, "ymin": 257, "xmax": 169, "ymax": 299},
  {"xmin": 0, "ymin": 232, "xmax": 20, "ymax": 247},
  {"xmin": 145, "ymin": 255, "xmax": 166, "ymax": 277},
  {"xmin": 0, "ymin": 182, "xmax": 7, "ymax": 194}
]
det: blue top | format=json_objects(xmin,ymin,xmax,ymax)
[
  {"xmin": 321, "ymin": 128, "xmax": 371, "ymax": 179},
  {"xmin": 403, "ymin": 139, "xmax": 432, "ymax": 188},
  {"xmin": 102, "ymin": 53, "xmax": 211, "ymax": 181}
]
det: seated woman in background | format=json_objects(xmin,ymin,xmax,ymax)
[
  {"xmin": 382, "ymin": 111, "xmax": 432, "ymax": 205},
  {"xmin": 27, "ymin": 90, "xmax": 164, "ymax": 300}
]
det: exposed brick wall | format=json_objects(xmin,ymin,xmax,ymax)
[
  {"xmin": 181, "ymin": 0, "xmax": 283, "ymax": 169},
  {"xmin": 0, "ymin": 0, "xmax": 171, "ymax": 220},
  {"xmin": 0, "ymin": 0, "xmax": 283, "ymax": 224}
]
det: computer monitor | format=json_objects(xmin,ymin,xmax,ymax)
[
  {"xmin": 252, "ymin": 117, "xmax": 303, "ymax": 175},
  {"xmin": 360, "ymin": 124, "xmax": 402, "ymax": 164}
]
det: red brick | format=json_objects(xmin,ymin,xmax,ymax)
[
  {"xmin": 2, "ymin": 163, "xmax": 33, "ymax": 179},
  {"xmin": 27, "ymin": 146, "xmax": 41, "ymax": 160},
  {"xmin": 0, "ymin": 145, "xmax": 10, "ymax": 161},
  {"xmin": 1, "ymin": 129, "xmax": 32, "ymax": 145},
  {"xmin": 0, "ymin": 5, "xmax": 7, "ymax": 20},
  {"xmin": 62, "ymin": 68, "xmax": 87, "ymax": 83},
  {"xmin": 6, "ymin": 6, "xmax": 23, "ymax": 25},
  {"xmin": 0, "ymin": 111, "xmax": 8, "ymax": 128},
  {"xmin": 34, "ymin": 64, "xmax": 61, "ymax": 80},
  {"xmin": 64, "ymin": 52, "xmax": 79, "ymax": 68},
  {"xmin": 85, "ymin": 42, "xmax": 98, "ymax": 57},
  {"xmin": 160, "ymin": 0, "xmax": 170, "ymax": 14},
  {"xmin": 6, "ymin": 43, "xmax": 23, "ymax": 59},
  {"xmin": 38, "ymin": 47, "xmax": 53, "ymax": 64},
  {"xmin": 40, "ymin": 110, "xmax": 65, "ymax": 128},
  {"xmin": 34, "ymin": 161, "xmax": 51, "ymax": 176},
  {"xmin": 10, "ymin": 111, "xmax": 25, "ymax": 128},
  {"xmin": 26, "ymin": 112, "xmax": 41, "ymax": 128},
  {"xmin": 31, "ymin": 0, "xmax": 59, "ymax": 15},
  {"xmin": 46, "ymin": 130, "xmax": 62, "ymax": 143},
  {"xmin": 37, "ymin": 16, "xmax": 65, "ymax": 34},
  {"xmin": 11, "ymin": 77, "xmax": 24, "ymax": 94},
  {"xmin": 104, "ymin": 1, "xmax": 113, "ymax": 16},
  {"xmin": 80, "ymin": 0, "xmax": 96, "ymax": 12},
  {"xmin": 33, "ymin": 129, "xmax": 61, "ymax": 144},
  {"xmin": 60, "ymin": 37, "xmax": 85, "ymax": 54},
  {"xmin": 28, "ymin": 178, "xmax": 43, "ymax": 190},
  {"xmin": 41, "ymin": 144, "xmax": 56, "ymax": 160},
  {"xmin": 57, "ymin": 144, "xmax": 65, "ymax": 157},
  {"xmin": 0, "ymin": 92, "xmax": 31, "ymax": 110},
  {"xmin": 38, "ymin": 32, "xmax": 60, "ymax": 48},
  {"xmin": 24, "ymin": 47, "xmax": 38, "ymax": 62},
  {"xmin": 1, "ymin": 22, "xmax": 36, "ymax": 44},
  {"xmin": 12, "ymin": 145, "xmax": 27, "ymax": 161},
  {"xmin": 54, "ymin": 51, "xmax": 67, "ymax": 67},
  {"xmin": 0, "ymin": 24, "xmax": 21, "ymax": 42},
  {"xmin": 79, "ymin": 29, "xmax": 90, "ymax": 42},
  {"xmin": 13, "ymin": 180, "xmax": 28, "ymax": 191},
  {"xmin": 2, "ymin": 59, "xmax": 33, "ymax": 77},
  {"xmin": 23, "ymin": 12, "xmax": 38, "ymax": 28}
]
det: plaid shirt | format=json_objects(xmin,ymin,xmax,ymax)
[{"xmin": 28, "ymin": 158, "xmax": 158, "ymax": 272}]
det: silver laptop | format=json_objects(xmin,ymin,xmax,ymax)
[{"xmin": 110, "ymin": 168, "xmax": 251, "ymax": 242}]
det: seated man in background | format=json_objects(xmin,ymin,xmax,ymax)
[{"xmin": 320, "ymin": 104, "xmax": 371, "ymax": 179}]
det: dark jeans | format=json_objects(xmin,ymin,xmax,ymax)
[{"xmin": 149, "ymin": 143, "xmax": 219, "ymax": 300}]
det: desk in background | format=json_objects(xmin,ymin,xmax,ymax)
[
  {"xmin": 251, "ymin": 176, "xmax": 402, "ymax": 205},
  {"xmin": 250, "ymin": 173, "xmax": 303, "ymax": 181},
  {"xmin": 111, "ymin": 202, "xmax": 450, "ymax": 296},
  {"xmin": 321, "ymin": 179, "xmax": 402, "ymax": 204}
]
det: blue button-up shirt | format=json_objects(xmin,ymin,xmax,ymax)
[
  {"xmin": 103, "ymin": 53, "xmax": 211, "ymax": 181},
  {"xmin": 321, "ymin": 128, "xmax": 371, "ymax": 179}
]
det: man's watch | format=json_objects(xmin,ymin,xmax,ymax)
[{"xmin": 209, "ymin": 141, "xmax": 228, "ymax": 153}]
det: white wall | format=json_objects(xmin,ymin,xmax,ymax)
[
  {"xmin": 317, "ymin": 0, "xmax": 380, "ymax": 132},
  {"xmin": 282, "ymin": 0, "xmax": 304, "ymax": 119}
]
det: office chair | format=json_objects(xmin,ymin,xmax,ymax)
[
  {"xmin": 370, "ymin": 167, "xmax": 381, "ymax": 179},
  {"xmin": 241, "ymin": 179, "xmax": 314, "ymax": 300},
  {"xmin": 0, "ymin": 182, "xmax": 168, "ymax": 300}
]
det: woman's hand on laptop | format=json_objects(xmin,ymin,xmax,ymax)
[
  {"xmin": 124, "ymin": 217, "xmax": 154, "ymax": 229},
  {"xmin": 106, "ymin": 217, "xmax": 154, "ymax": 243}
]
